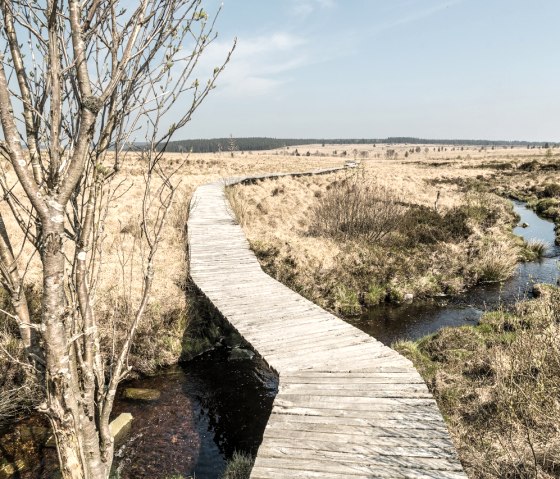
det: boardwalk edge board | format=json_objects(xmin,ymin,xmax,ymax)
[{"xmin": 187, "ymin": 167, "xmax": 467, "ymax": 478}]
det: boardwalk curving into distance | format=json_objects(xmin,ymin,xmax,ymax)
[{"xmin": 187, "ymin": 168, "xmax": 467, "ymax": 479}]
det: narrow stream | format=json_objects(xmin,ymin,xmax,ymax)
[
  {"xmin": 348, "ymin": 201, "xmax": 560, "ymax": 345},
  {"xmin": 111, "ymin": 348, "xmax": 277, "ymax": 479},
  {"xmin": 0, "ymin": 348, "xmax": 277, "ymax": 479}
]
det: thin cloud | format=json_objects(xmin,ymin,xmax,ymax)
[
  {"xmin": 196, "ymin": 32, "xmax": 309, "ymax": 97},
  {"xmin": 373, "ymin": 0, "xmax": 465, "ymax": 34},
  {"xmin": 290, "ymin": 0, "xmax": 335, "ymax": 18}
]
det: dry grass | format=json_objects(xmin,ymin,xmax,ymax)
[
  {"xmin": 2, "ymin": 142, "xmax": 559, "ymax": 406},
  {"xmin": 473, "ymin": 240, "xmax": 519, "ymax": 283},
  {"xmin": 0, "ymin": 287, "xmax": 42, "ymax": 426},
  {"xmin": 526, "ymin": 239, "xmax": 548, "ymax": 258},
  {"xmin": 225, "ymin": 184, "xmax": 250, "ymax": 227},
  {"xmin": 221, "ymin": 451, "xmax": 255, "ymax": 479},
  {"xmin": 0, "ymin": 150, "xmax": 341, "ymax": 418},
  {"xmin": 230, "ymin": 148, "xmax": 524, "ymax": 315},
  {"xmin": 396, "ymin": 288, "xmax": 560, "ymax": 478}
]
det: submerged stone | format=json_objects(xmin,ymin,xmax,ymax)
[
  {"xmin": 45, "ymin": 413, "xmax": 133, "ymax": 449},
  {"xmin": 123, "ymin": 388, "xmax": 161, "ymax": 401},
  {"xmin": 228, "ymin": 347, "xmax": 255, "ymax": 361},
  {"xmin": 110, "ymin": 412, "xmax": 134, "ymax": 446}
]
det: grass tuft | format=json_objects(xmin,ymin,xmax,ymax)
[
  {"xmin": 474, "ymin": 241, "xmax": 518, "ymax": 283},
  {"xmin": 526, "ymin": 238, "xmax": 548, "ymax": 258},
  {"xmin": 221, "ymin": 451, "xmax": 254, "ymax": 479},
  {"xmin": 225, "ymin": 185, "xmax": 250, "ymax": 227}
]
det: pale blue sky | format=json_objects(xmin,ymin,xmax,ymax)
[{"xmin": 178, "ymin": 0, "xmax": 560, "ymax": 141}]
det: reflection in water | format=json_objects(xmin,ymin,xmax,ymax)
[
  {"xmin": 0, "ymin": 348, "xmax": 277, "ymax": 479},
  {"xmin": 350, "ymin": 201, "xmax": 560, "ymax": 346},
  {"xmin": 112, "ymin": 348, "xmax": 277, "ymax": 479}
]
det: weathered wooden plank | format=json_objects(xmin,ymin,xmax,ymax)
[
  {"xmin": 269, "ymin": 408, "xmax": 443, "ymax": 422},
  {"xmin": 250, "ymin": 468, "xmax": 466, "ymax": 479},
  {"xmin": 276, "ymin": 388, "xmax": 431, "ymax": 400},
  {"xmin": 256, "ymin": 447, "xmax": 463, "ymax": 470},
  {"xmin": 259, "ymin": 429, "xmax": 455, "ymax": 449},
  {"xmin": 187, "ymin": 169, "xmax": 467, "ymax": 479},
  {"xmin": 279, "ymin": 381, "xmax": 429, "ymax": 392},
  {"xmin": 268, "ymin": 340, "xmax": 396, "ymax": 361},
  {"xmin": 257, "ymin": 440, "xmax": 457, "ymax": 458},
  {"xmin": 259, "ymin": 334, "xmax": 372, "ymax": 356},
  {"xmin": 265, "ymin": 420, "xmax": 451, "ymax": 436},
  {"xmin": 274, "ymin": 394, "xmax": 438, "ymax": 408},
  {"xmin": 247, "ymin": 324, "xmax": 360, "ymax": 346},
  {"xmin": 277, "ymin": 374, "xmax": 424, "ymax": 384},
  {"xmin": 251, "ymin": 459, "xmax": 466, "ymax": 479}
]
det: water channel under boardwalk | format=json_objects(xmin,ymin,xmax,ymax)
[
  {"xmin": 0, "ymin": 348, "xmax": 277, "ymax": 479},
  {"xmin": 112, "ymin": 348, "xmax": 277, "ymax": 479},
  {"xmin": 348, "ymin": 201, "xmax": 560, "ymax": 345}
]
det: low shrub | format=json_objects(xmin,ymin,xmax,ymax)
[
  {"xmin": 334, "ymin": 284, "xmax": 361, "ymax": 316},
  {"xmin": 535, "ymin": 198, "xmax": 560, "ymax": 219},
  {"xmin": 472, "ymin": 241, "xmax": 518, "ymax": 283},
  {"xmin": 525, "ymin": 238, "xmax": 548, "ymax": 259},
  {"xmin": 310, "ymin": 174, "xmax": 407, "ymax": 243},
  {"xmin": 519, "ymin": 160, "xmax": 540, "ymax": 171},
  {"xmin": 543, "ymin": 183, "xmax": 560, "ymax": 198},
  {"xmin": 535, "ymin": 197, "xmax": 560, "ymax": 212},
  {"xmin": 363, "ymin": 283, "xmax": 386, "ymax": 306},
  {"xmin": 463, "ymin": 190, "xmax": 502, "ymax": 228},
  {"xmin": 400, "ymin": 205, "xmax": 471, "ymax": 246}
]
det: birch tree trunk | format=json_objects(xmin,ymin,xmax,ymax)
[{"xmin": 0, "ymin": 1, "xmax": 234, "ymax": 477}]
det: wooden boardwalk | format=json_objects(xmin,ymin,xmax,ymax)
[{"xmin": 187, "ymin": 168, "xmax": 467, "ymax": 479}]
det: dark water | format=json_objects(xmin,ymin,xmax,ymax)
[
  {"xmin": 0, "ymin": 347, "xmax": 277, "ymax": 479},
  {"xmin": 348, "ymin": 201, "xmax": 560, "ymax": 345},
  {"xmin": 113, "ymin": 348, "xmax": 277, "ymax": 479}
]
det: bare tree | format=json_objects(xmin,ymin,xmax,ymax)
[
  {"xmin": 0, "ymin": 1, "xmax": 233, "ymax": 477},
  {"xmin": 228, "ymin": 133, "xmax": 237, "ymax": 157}
]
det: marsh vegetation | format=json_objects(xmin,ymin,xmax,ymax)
[
  {"xmin": 3, "ymin": 143, "xmax": 560, "ymax": 478},
  {"xmin": 396, "ymin": 287, "xmax": 560, "ymax": 478},
  {"xmin": 226, "ymin": 143, "xmax": 560, "ymax": 479},
  {"xmin": 232, "ymin": 164, "xmax": 520, "ymax": 316}
]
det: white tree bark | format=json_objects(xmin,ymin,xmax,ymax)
[{"xmin": 0, "ymin": 1, "xmax": 234, "ymax": 477}]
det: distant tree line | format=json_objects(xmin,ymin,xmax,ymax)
[{"xmin": 138, "ymin": 137, "xmax": 558, "ymax": 153}]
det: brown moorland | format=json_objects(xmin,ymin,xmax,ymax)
[
  {"xmin": 3, "ymin": 143, "xmax": 560, "ymax": 479},
  {"xmin": 226, "ymin": 143, "xmax": 560, "ymax": 479}
]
